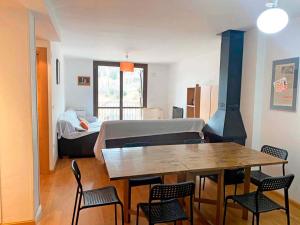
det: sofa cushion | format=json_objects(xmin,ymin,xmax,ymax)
[{"xmin": 80, "ymin": 120, "xmax": 89, "ymax": 130}]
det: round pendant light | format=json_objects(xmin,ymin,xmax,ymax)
[{"xmin": 257, "ymin": 0, "xmax": 289, "ymax": 34}]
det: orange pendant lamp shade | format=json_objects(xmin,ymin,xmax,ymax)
[
  {"xmin": 120, "ymin": 61, "xmax": 134, "ymax": 72},
  {"xmin": 120, "ymin": 53, "xmax": 134, "ymax": 72}
]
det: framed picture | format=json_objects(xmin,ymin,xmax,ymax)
[
  {"xmin": 56, "ymin": 59, "xmax": 60, "ymax": 85},
  {"xmin": 270, "ymin": 57, "xmax": 299, "ymax": 111},
  {"xmin": 78, "ymin": 76, "xmax": 90, "ymax": 86}
]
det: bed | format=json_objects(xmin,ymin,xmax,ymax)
[
  {"xmin": 93, "ymin": 118, "xmax": 205, "ymax": 161},
  {"xmin": 57, "ymin": 110, "xmax": 101, "ymax": 158}
]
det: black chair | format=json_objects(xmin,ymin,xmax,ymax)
[
  {"xmin": 208, "ymin": 169, "xmax": 245, "ymax": 196},
  {"xmin": 71, "ymin": 160, "xmax": 124, "ymax": 225},
  {"xmin": 136, "ymin": 181, "xmax": 195, "ymax": 225},
  {"xmin": 223, "ymin": 174, "xmax": 294, "ymax": 225},
  {"xmin": 251, "ymin": 145, "xmax": 288, "ymax": 186},
  {"xmin": 123, "ymin": 142, "xmax": 163, "ymax": 221}
]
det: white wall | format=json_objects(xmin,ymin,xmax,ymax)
[
  {"xmin": 168, "ymin": 37, "xmax": 221, "ymax": 117},
  {"xmin": 64, "ymin": 57, "xmax": 171, "ymax": 118},
  {"xmin": 0, "ymin": 0, "xmax": 37, "ymax": 223},
  {"xmin": 50, "ymin": 42, "xmax": 65, "ymax": 169},
  {"xmin": 241, "ymin": 29, "xmax": 266, "ymax": 148},
  {"xmin": 64, "ymin": 57, "xmax": 93, "ymax": 115},
  {"xmin": 260, "ymin": 18, "xmax": 300, "ymax": 201},
  {"xmin": 241, "ymin": 18, "xmax": 300, "ymax": 201},
  {"xmin": 147, "ymin": 64, "xmax": 170, "ymax": 118}
]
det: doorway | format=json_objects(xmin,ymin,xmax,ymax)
[{"xmin": 36, "ymin": 47, "xmax": 50, "ymax": 174}]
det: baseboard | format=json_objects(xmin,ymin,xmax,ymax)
[
  {"xmin": 2, "ymin": 220, "xmax": 35, "ymax": 225},
  {"xmin": 270, "ymin": 190, "xmax": 300, "ymax": 210}
]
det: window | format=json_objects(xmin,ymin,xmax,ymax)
[{"xmin": 93, "ymin": 61, "xmax": 147, "ymax": 121}]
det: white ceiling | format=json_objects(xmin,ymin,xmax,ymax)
[
  {"xmin": 51, "ymin": 0, "xmax": 300, "ymax": 63},
  {"xmin": 18, "ymin": 0, "xmax": 60, "ymax": 41}
]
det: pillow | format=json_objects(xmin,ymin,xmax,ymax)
[
  {"xmin": 79, "ymin": 117, "xmax": 89, "ymax": 124},
  {"xmin": 80, "ymin": 119, "xmax": 89, "ymax": 130},
  {"xmin": 61, "ymin": 110, "xmax": 81, "ymax": 128}
]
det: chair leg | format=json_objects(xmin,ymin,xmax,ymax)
[
  {"xmin": 114, "ymin": 204, "xmax": 117, "ymax": 225},
  {"xmin": 202, "ymin": 177, "xmax": 206, "ymax": 190},
  {"xmin": 285, "ymin": 190, "xmax": 291, "ymax": 225},
  {"xmin": 286, "ymin": 209, "xmax": 290, "ymax": 225},
  {"xmin": 256, "ymin": 213, "xmax": 260, "ymax": 225},
  {"xmin": 74, "ymin": 194, "xmax": 82, "ymax": 225},
  {"xmin": 234, "ymin": 184, "xmax": 237, "ymax": 195},
  {"xmin": 71, "ymin": 193, "xmax": 79, "ymax": 225},
  {"xmin": 198, "ymin": 177, "xmax": 202, "ymax": 209},
  {"xmin": 128, "ymin": 185, "xmax": 132, "ymax": 222},
  {"xmin": 252, "ymin": 213, "xmax": 255, "ymax": 225},
  {"xmin": 223, "ymin": 197, "xmax": 229, "ymax": 225},
  {"xmin": 223, "ymin": 185, "xmax": 226, "ymax": 202},
  {"xmin": 120, "ymin": 203, "xmax": 124, "ymax": 225},
  {"xmin": 190, "ymin": 196, "xmax": 194, "ymax": 225},
  {"xmin": 75, "ymin": 208, "xmax": 80, "ymax": 225},
  {"xmin": 136, "ymin": 204, "xmax": 140, "ymax": 225}
]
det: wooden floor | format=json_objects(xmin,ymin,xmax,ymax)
[{"xmin": 38, "ymin": 158, "xmax": 300, "ymax": 225}]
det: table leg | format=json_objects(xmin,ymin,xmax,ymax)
[
  {"xmin": 123, "ymin": 179, "xmax": 130, "ymax": 223},
  {"xmin": 177, "ymin": 172, "xmax": 187, "ymax": 225},
  {"xmin": 216, "ymin": 170, "xmax": 224, "ymax": 225},
  {"xmin": 198, "ymin": 175, "xmax": 202, "ymax": 210},
  {"xmin": 185, "ymin": 173, "xmax": 195, "ymax": 218},
  {"xmin": 242, "ymin": 167, "xmax": 251, "ymax": 220},
  {"xmin": 177, "ymin": 172, "xmax": 187, "ymax": 182}
]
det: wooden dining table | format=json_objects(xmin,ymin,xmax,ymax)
[{"xmin": 102, "ymin": 142, "xmax": 287, "ymax": 225}]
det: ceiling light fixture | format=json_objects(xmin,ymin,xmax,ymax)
[
  {"xmin": 120, "ymin": 53, "xmax": 134, "ymax": 72},
  {"xmin": 257, "ymin": 0, "xmax": 289, "ymax": 34}
]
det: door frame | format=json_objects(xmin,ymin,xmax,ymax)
[{"xmin": 36, "ymin": 47, "xmax": 50, "ymax": 174}]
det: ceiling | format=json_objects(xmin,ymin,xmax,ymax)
[
  {"xmin": 18, "ymin": 0, "xmax": 60, "ymax": 41},
  {"xmin": 51, "ymin": 0, "xmax": 300, "ymax": 63}
]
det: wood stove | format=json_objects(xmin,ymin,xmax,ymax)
[{"xmin": 203, "ymin": 30, "xmax": 247, "ymax": 145}]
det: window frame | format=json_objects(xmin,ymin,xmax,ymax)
[{"xmin": 93, "ymin": 61, "xmax": 148, "ymax": 120}]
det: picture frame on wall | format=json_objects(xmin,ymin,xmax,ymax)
[
  {"xmin": 78, "ymin": 76, "xmax": 90, "ymax": 86},
  {"xmin": 270, "ymin": 57, "xmax": 299, "ymax": 111},
  {"xmin": 56, "ymin": 59, "xmax": 60, "ymax": 85}
]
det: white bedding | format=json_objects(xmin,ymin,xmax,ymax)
[
  {"xmin": 93, "ymin": 118, "xmax": 205, "ymax": 160},
  {"xmin": 57, "ymin": 120, "xmax": 101, "ymax": 139},
  {"xmin": 57, "ymin": 110, "xmax": 101, "ymax": 140}
]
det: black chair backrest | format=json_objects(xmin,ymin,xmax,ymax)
[
  {"xmin": 258, "ymin": 174, "xmax": 294, "ymax": 193},
  {"xmin": 172, "ymin": 106, "xmax": 183, "ymax": 119},
  {"xmin": 71, "ymin": 160, "xmax": 83, "ymax": 191},
  {"xmin": 150, "ymin": 181, "xmax": 195, "ymax": 201},
  {"xmin": 261, "ymin": 145, "xmax": 288, "ymax": 160},
  {"xmin": 123, "ymin": 142, "xmax": 151, "ymax": 148}
]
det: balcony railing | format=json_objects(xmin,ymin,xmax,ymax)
[
  {"xmin": 98, "ymin": 100, "xmax": 143, "ymax": 121},
  {"xmin": 98, "ymin": 108, "xmax": 142, "ymax": 121}
]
